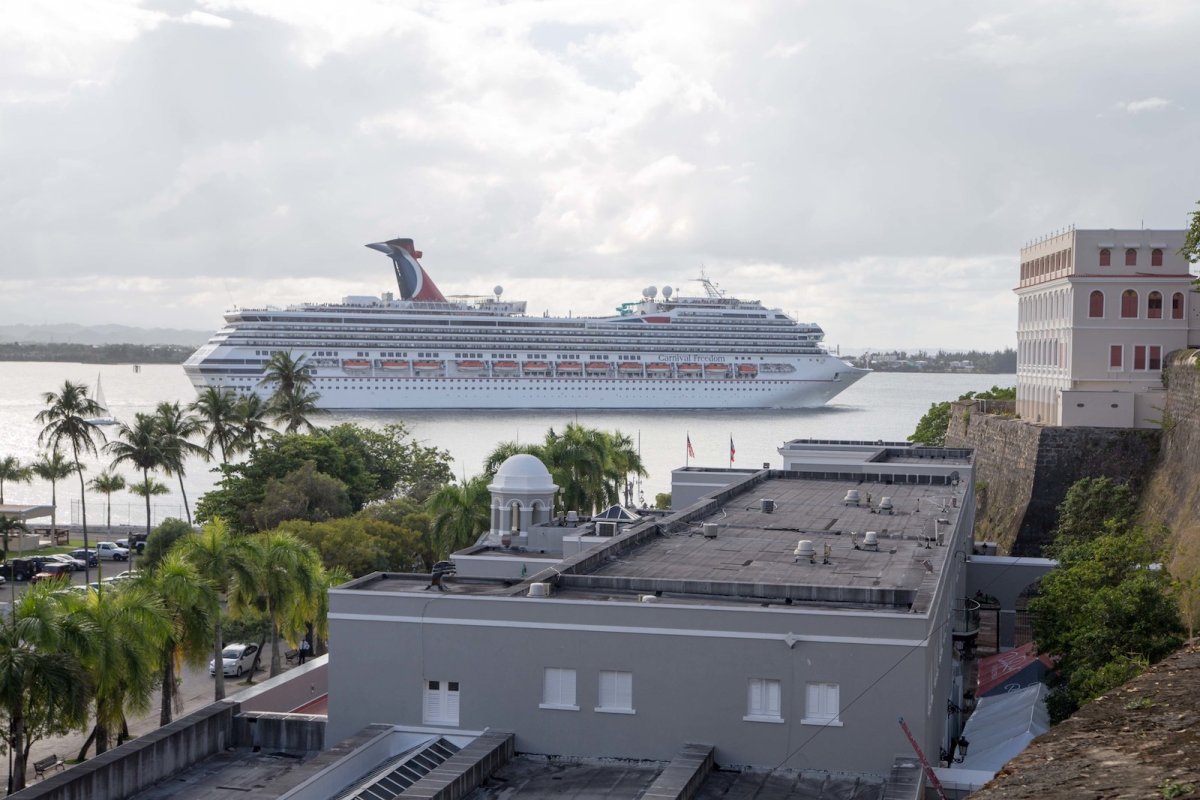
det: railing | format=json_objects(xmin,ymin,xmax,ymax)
[{"xmin": 952, "ymin": 598, "xmax": 981, "ymax": 639}]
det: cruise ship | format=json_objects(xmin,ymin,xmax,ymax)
[{"xmin": 184, "ymin": 238, "xmax": 868, "ymax": 409}]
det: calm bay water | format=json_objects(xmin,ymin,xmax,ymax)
[{"xmin": 0, "ymin": 362, "xmax": 1011, "ymax": 525}]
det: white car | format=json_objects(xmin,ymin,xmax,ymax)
[
  {"xmin": 96, "ymin": 542, "xmax": 130, "ymax": 561},
  {"xmin": 209, "ymin": 643, "xmax": 259, "ymax": 677}
]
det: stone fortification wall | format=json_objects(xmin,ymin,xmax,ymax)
[
  {"xmin": 1140, "ymin": 349, "xmax": 1200, "ymax": 556},
  {"xmin": 946, "ymin": 402, "xmax": 1160, "ymax": 555}
]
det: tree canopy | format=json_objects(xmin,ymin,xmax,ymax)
[
  {"xmin": 1047, "ymin": 476, "xmax": 1138, "ymax": 554},
  {"xmin": 195, "ymin": 423, "xmax": 452, "ymax": 531},
  {"xmin": 908, "ymin": 385, "xmax": 1016, "ymax": 446},
  {"xmin": 1181, "ymin": 199, "xmax": 1200, "ymax": 265}
]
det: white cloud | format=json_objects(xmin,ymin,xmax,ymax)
[
  {"xmin": 1115, "ymin": 97, "xmax": 1173, "ymax": 113},
  {"xmin": 177, "ymin": 11, "xmax": 234, "ymax": 29}
]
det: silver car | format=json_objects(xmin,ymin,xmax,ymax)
[{"xmin": 209, "ymin": 643, "xmax": 259, "ymax": 677}]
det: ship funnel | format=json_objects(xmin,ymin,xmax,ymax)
[{"xmin": 366, "ymin": 238, "xmax": 448, "ymax": 302}]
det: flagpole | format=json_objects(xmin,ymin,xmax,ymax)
[{"xmin": 686, "ymin": 430, "xmax": 690, "ymax": 467}]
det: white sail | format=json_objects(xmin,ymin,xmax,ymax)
[{"xmin": 86, "ymin": 374, "xmax": 117, "ymax": 425}]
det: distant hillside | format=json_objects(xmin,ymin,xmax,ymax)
[
  {"xmin": 0, "ymin": 323, "xmax": 209, "ymax": 347},
  {"xmin": 0, "ymin": 342, "xmax": 193, "ymax": 364}
]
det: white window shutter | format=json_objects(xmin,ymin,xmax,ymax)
[
  {"xmin": 766, "ymin": 680, "xmax": 781, "ymax": 717},
  {"xmin": 424, "ymin": 682, "xmax": 441, "ymax": 723},
  {"xmin": 445, "ymin": 685, "xmax": 460, "ymax": 724}
]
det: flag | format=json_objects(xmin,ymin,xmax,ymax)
[
  {"xmin": 730, "ymin": 436, "xmax": 736, "ymax": 463},
  {"xmin": 686, "ymin": 434, "xmax": 695, "ymax": 459}
]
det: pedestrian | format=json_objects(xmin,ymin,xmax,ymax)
[{"xmin": 298, "ymin": 637, "xmax": 311, "ymax": 665}]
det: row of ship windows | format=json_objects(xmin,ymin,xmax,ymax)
[{"xmin": 215, "ymin": 378, "xmax": 793, "ymax": 388}]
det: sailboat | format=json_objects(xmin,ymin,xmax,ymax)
[{"xmin": 85, "ymin": 374, "xmax": 118, "ymax": 426}]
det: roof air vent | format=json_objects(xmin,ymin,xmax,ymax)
[
  {"xmin": 527, "ymin": 582, "xmax": 550, "ymax": 598},
  {"xmin": 793, "ymin": 540, "xmax": 815, "ymax": 561},
  {"xmin": 863, "ymin": 531, "xmax": 879, "ymax": 551},
  {"xmin": 878, "ymin": 497, "xmax": 894, "ymax": 514},
  {"xmin": 761, "ymin": 498, "xmax": 776, "ymax": 514},
  {"xmin": 702, "ymin": 523, "xmax": 719, "ymax": 538},
  {"xmin": 843, "ymin": 490, "xmax": 861, "ymax": 506}
]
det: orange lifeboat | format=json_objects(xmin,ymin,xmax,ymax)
[
  {"xmin": 492, "ymin": 360, "xmax": 519, "ymax": 373},
  {"xmin": 523, "ymin": 361, "xmax": 550, "ymax": 372},
  {"xmin": 736, "ymin": 364, "xmax": 759, "ymax": 377},
  {"xmin": 413, "ymin": 360, "xmax": 443, "ymax": 372},
  {"xmin": 585, "ymin": 361, "xmax": 611, "ymax": 374},
  {"xmin": 646, "ymin": 362, "xmax": 671, "ymax": 374},
  {"xmin": 342, "ymin": 359, "xmax": 371, "ymax": 371},
  {"xmin": 378, "ymin": 359, "xmax": 410, "ymax": 371},
  {"xmin": 556, "ymin": 361, "xmax": 583, "ymax": 373},
  {"xmin": 617, "ymin": 362, "xmax": 644, "ymax": 374},
  {"xmin": 677, "ymin": 363, "xmax": 702, "ymax": 375},
  {"xmin": 456, "ymin": 360, "xmax": 485, "ymax": 372},
  {"xmin": 704, "ymin": 363, "xmax": 730, "ymax": 376}
]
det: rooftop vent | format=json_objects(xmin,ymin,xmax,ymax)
[
  {"xmin": 863, "ymin": 531, "xmax": 879, "ymax": 551},
  {"xmin": 843, "ymin": 489, "xmax": 861, "ymax": 506},
  {"xmin": 878, "ymin": 497, "xmax": 894, "ymax": 514},
  {"xmin": 761, "ymin": 498, "xmax": 776, "ymax": 514},
  {"xmin": 596, "ymin": 520, "xmax": 618, "ymax": 537},
  {"xmin": 527, "ymin": 582, "xmax": 550, "ymax": 598},
  {"xmin": 702, "ymin": 523, "xmax": 719, "ymax": 538},
  {"xmin": 566, "ymin": 510, "xmax": 579, "ymax": 522},
  {"xmin": 639, "ymin": 594, "xmax": 658, "ymax": 603},
  {"xmin": 794, "ymin": 540, "xmax": 815, "ymax": 562}
]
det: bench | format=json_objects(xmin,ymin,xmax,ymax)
[
  {"xmin": 284, "ymin": 649, "xmax": 299, "ymax": 664},
  {"xmin": 33, "ymin": 754, "xmax": 65, "ymax": 779}
]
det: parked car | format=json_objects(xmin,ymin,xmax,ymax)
[
  {"xmin": 209, "ymin": 643, "xmax": 259, "ymax": 678},
  {"xmin": 31, "ymin": 563, "xmax": 72, "ymax": 584},
  {"xmin": 116, "ymin": 537, "xmax": 147, "ymax": 555},
  {"xmin": 70, "ymin": 548, "xmax": 99, "ymax": 567},
  {"xmin": 48, "ymin": 554, "xmax": 86, "ymax": 572},
  {"xmin": 95, "ymin": 542, "xmax": 130, "ymax": 561}
]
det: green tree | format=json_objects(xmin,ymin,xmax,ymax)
[
  {"xmin": 280, "ymin": 517, "xmax": 424, "ymax": 577},
  {"xmin": 87, "ymin": 470, "xmax": 127, "ymax": 537},
  {"xmin": 142, "ymin": 552, "xmax": 217, "ymax": 725},
  {"xmin": 1048, "ymin": 477, "xmax": 1138, "ymax": 553},
  {"xmin": 107, "ymin": 413, "xmax": 167, "ymax": 543},
  {"xmin": 602, "ymin": 431, "xmax": 648, "ymax": 506},
  {"xmin": 178, "ymin": 519, "xmax": 256, "ymax": 701},
  {"xmin": 231, "ymin": 531, "xmax": 321, "ymax": 678},
  {"xmin": 426, "ymin": 475, "xmax": 491, "ymax": 559},
  {"xmin": 654, "ymin": 492, "xmax": 671, "ymax": 510},
  {"xmin": 358, "ymin": 498, "xmax": 436, "ymax": 569},
  {"xmin": 908, "ymin": 386, "xmax": 1017, "ymax": 446},
  {"xmin": 60, "ymin": 582, "xmax": 172, "ymax": 756},
  {"xmin": 261, "ymin": 352, "xmax": 323, "ymax": 433},
  {"xmin": 305, "ymin": 564, "xmax": 351, "ymax": 656},
  {"xmin": 0, "ymin": 456, "xmax": 31, "ymax": 505},
  {"xmin": 1031, "ymin": 526, "xmax": 1184, "ymax": 722},
  {"xmin": 36, "ymin": 380, "xmax": 107, "ymax": 581},
  {"xmin": 31, "ymin": 449, "xmax": 74, "ymax": 536},
  {"xmin": 233, "ymin": 392, "xmax": 273, "ymax": 452},
  {"xmin": 129, "ymin": 477, "xmax": 170, "ymax": 545},
  {"xmin": 250, "ymin": 462, "xmax": 352, "ymax": 531},
  {"xmin": 143, "ymin": 518, "xmax": 195, "ymax": 570},
  {"xmin": 1181, "ymin": 199, "xmax": 1200, "ymax": 265},
  {"xmin": 0, "ymin": 585, "xmax": 91, "ymax": 793},
  {"xmin": 190, "ymin": 386, "xmax": 242, "ymax": 464},
  {"xmin": 154, "ymin": 402, "xmax": 209, "ymax": 526}
]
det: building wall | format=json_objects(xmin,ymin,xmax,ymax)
[
  {"xmin": 1015, "ymin": 228, "xmax": 1191, "ymax": 427},
  {"xmin": 328, "ymin": 580, "xmax": 962, "ymax": 776}
]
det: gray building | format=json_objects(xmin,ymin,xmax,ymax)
[{"xmin": 327, "ymin": 441, "xmax": 978, "ymax": 779}]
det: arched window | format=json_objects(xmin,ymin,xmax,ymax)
[
  {"xmin": 1125, "ymin": 248, "xmax": 1137, "ymax": 267},
  {"xmin": 1152, "ymin": 248, "xmax": 1164, "ymax": 267},
  {"xmin": 1088, "ymin": 290, "xmax": 1104, "ymax": 318},
  {"xmin": 1173, "ymin": 292, "xmax": 1185, "ymax": 320},
  {"xmin": 1147, "ymin": 291, "xmax": 1163, "ymax": 319},
  {"xmin": 1099, "ymin": 248, "xmax": 1111, "ymax": 267},
  {"xmin": 1120, "ymin": 289, "xmax": 1138, "ymax": 318}
]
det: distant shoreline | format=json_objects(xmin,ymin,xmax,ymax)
[{"xmin": 0, "ymin": 343, "xmax": 192, "ymax": 365}]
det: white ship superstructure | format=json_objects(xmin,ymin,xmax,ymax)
[{"xmin": 184, "ymin": 238, "xmax": 868, "ymax": 409}]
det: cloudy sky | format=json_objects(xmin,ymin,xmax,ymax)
[{"xmin": 3, "ymin": 0, "xmax": 1198, "ymax": 351}]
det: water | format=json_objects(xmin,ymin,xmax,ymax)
[{"xmin": 0, "ymin": 362, "xmax": 1010, "ymax": 525}]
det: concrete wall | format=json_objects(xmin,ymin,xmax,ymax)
[
  {"xmin": 947, "ymin": 402, "xmax": 1159, "ymax": 554},
  {"xmin": 236, "ymin": 656, "xmax": 328, "ymax": 714}
]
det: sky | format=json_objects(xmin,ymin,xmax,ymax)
[{"xmin": 2, "ymin": 0, "xmax": 1198, "ymax": 352}]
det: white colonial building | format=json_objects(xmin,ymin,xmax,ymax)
[{"xmin": 1015, "ymin": 226, "xmax": 1197, "ymax": 427}]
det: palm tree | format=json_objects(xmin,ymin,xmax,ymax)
[
  {"xmin": 31, "ymin": 450, "xmax": 74, "ymax": 537},
  {"xmin": 58, "ymin": 582, "xmax": 171, "ymax": 757},
  {"xmin": 129, "ymin": 477, "xmax": 170, "ymax": 544},
  {"xmin": 154, "ymin": 402, "xmax": 209, "ymax": 525},
  {"xmin": 107, "ymin": 413, "xmax": 166, "ymax": 544},
  {"xmin": 300, "ymin": 564, "xmax": 350, "ymax": 658},
  {"xmin": 0, "ymin": 515, "xmax": 29, "ymax": 602},
  {"xmin": 231, "ymin": 531, "xmax": 321, "ymax": 678},
  {"xmin": 178, "ymin": 518, "xmax": 255, "ymax": 701},
  {"xmin": 543, "ymin": 423, "xmax": 610, "ymax": 514},
  {"xmin": 36, "ymin": 380, "xmax": 106, "ymax": 582},
  {"xmin": 602, "ymin": 431, "xmax": 647, "ymax": 506},
  {"xmin": 190, "ymin": 386, "xmax": 241, "ymax": 464},
  {"xmin": 233, "ymin": 393, "xmax": 272, "ymax": 452},
  {"xmin": 260, "ymin": 352, "xmax": 322, "ymax": 434},
  {"xmin": 0, "ymin": 456, "xmax": 32, "ymax": 505},
  {"xmin": 483, "ymin": 441, "xmax": 545, "ymax": 477},
  {"xmin": 143, "ymin": 552, "xmax": 217, "ymax": 725},
  {"xmin": 88, "ymin": 471, "xmax": 127, "ymax": 535},
  {"xmin": 0, "ymin": 585, "xmax": 91, "ymax": 793},
  {"xmin": 426, "ymin": 475, "xmax": 492, "ymax": 557}
]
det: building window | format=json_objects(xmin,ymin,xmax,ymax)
[
  {"xmin": 1121, "ymin": 290, "xmax": 1138, "ymax": 318},
  {"xmin": 1099, "ymin": 248, "xmax": 1111, "ymax": 267},
  {"xmin": 1125, "ymin": 248, "xmax": 1137, "ymax": 267},
  {"xmin": 541, "ymin": 668, "xmax": 578, "ymax": 711},
  {"xmin": 803, "ymin": 682, "xmax": 841, "ymax": 726},
  {"xmin": 1148, "ymin": 291, "xmax": 1163, "ymax": 319},
  {"xmin": 1152, "ymin": 248, "xmax": 1164, "ymax": 267},
  {"xmin": 745, "ymin": 678, "xmax": 783, "ymax": 722},
  {"xmin": 596, "ymin": 670, "xmax": 634, "ymax": 714},
  {"xmin": 1109, "ymin": 345, "xmax": 1123, "ymax": 369},
  {"xmin": 1088, "ymin": 290, "xmax": 1104, "ymax": 318},
  {"xmin": 1173, "ymin": 292, "xmax": 1185, "ymax": 320},
  {"xmin": 423, "ymin": 680, "xmax": 460, "ymax": 726},
  {"xmin": 1134, "ymin": 345, "xmax": 1146, "ymax": 371},
  {"xmin": 1149, "ymin": 346, "xmax": 1162, "ymax": 371}
]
